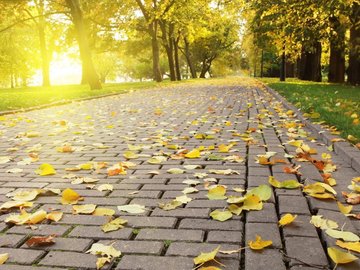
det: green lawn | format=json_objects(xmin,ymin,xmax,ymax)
[
  {"xmin": 260, "ymin": 78, "xmax": 360, "ymax": 143},
  {"xmin": 0, "ymin": 80, "xmax": 186, "ymax": 112}
]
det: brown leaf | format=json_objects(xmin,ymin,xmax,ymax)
[{"xmin": 25, "ymin": 235, "xmax": 56, "ymax": 247}]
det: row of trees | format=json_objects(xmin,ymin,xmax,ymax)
[
  {"xmin": 244, "ymin": 0, "xmax": 360, "ymax": 85},
  {"xmin": 0, "ymin": 0, "xmax": 244, "ymax": 89}
]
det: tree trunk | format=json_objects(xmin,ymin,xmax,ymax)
[
  {"xmin": 328, "ymin": 16, "xmax": 345, "ymax": 83},
  {"xmin": 348, "ymin": 3, "xmax": 360, "ymax": 85},
  {"xmin": 160, "ymin": 22, "xmax": 176, "ymax": 81},
  {"xmin": 36, "ymin": 0, "xmax": 50, "ymax": 87},
  {"xmin": 200, "ymin": 59, "xmax": 211, "ymax": 78},
  {"xmin": 298, "ymin": 42, "xmax": 322, "ymax": 82},
  {"xmin": 65, "ymin": 0, "xmax": 101, "ymax": 89},
  {"xmin": 183, "ymin": 37, "xmax": 196, "ymax": 78},
  {"xmin": 164, "ymin": 44, "xmax": 176, "ymax": 81},
  {"xmin": 286, "ymin": 61, "xmax": 295, "ymax": 77},
  {"xmin": 150, "ymin": 22, "xmax": 162, "ymax": 82},
  {"xmin": 173, "ymin": 37, "xmax": 181, "ymax": 80},
  {"xmin": 280, "ymin": 48, "xmax": 286, "ymax": 81}
]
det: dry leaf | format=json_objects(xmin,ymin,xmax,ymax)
[
  {"xmin": 327, "ymin": 247, "xmax": 358, "ymax": 264},
  {"xmin": 326, "ymin": 229, "xmax": 360, "ymax": 242},
  {"xmin": 279, "ymin": 213, "xmax": 297, "ymax": 227},
  {"xmin": 93, "ymin": 208, "xmax": 115, "ymax": 216},
  {"xmin": 310, "ymin": 215, "xmax": 338, "ymax": 230},
  {"xmin": 97, "ymin": 184, "xmax": 113, "ymax": 192},
  {"xmin": 210, "ymin": 209, "xmax": 233, "ymax": 221},
  {"xmin": 46, "ymin": 211, "xmax": 63, "ymax": 222},
  {"xmin": 336, "ymin": 240, "xmax": 360, "ymax": 253},
  {"xmin": 102, "ymin": 217, "xmax": 128, "ymax": 232},
  {"xmin": 73, "ymin": 204, "xmax": 97, "ymax": 214},
  {"xmin": 0, "ymin": 253, "xmax": 9, "ymax": 265},
  {"xmin": 206, "ymin": 185, "xmax": 227, "ymax": 200},
  {"xmin": 193, "ymin": 246, "xmax": 220, "ymax": 265},
  {"xmin": 86, "ymin": 243, "xmax": 121, "ymax": 258},
  {"xmin": 61, "ymin": 188, "xmax": 82, "ymax": 205},
  {"xmin": 268, "ymin": 176, "xmax": 302, "ymax": 189},
  {"xmin": 35, "ymin": 163, "xmax": 56, "ymax": 176},
  {"xmin": 117, "ymin": 204, "xmax": 146, "ymax": 214},
  {"xmin": 185, "ymin": 149, "xmax": 201, "ymax": 158},
  {"xmin": 26, "ymin": 235, "xmax": 55, "ymax": 247},
  {"xmin": 248, "ymin": 235, "xmax": 272, "ymax": 250}
]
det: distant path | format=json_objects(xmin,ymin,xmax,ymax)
[{"xmin": 0, "ymin": 79, "xmax": 358, "ymax": 270}]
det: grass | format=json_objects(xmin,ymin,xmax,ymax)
[
  {"xmin": 259, "ymin": 77, "xmax": 360, "ymax": 143},
  {"xmin": 0, "ymin": 80, "xmax": 186, "ymax": 112}
]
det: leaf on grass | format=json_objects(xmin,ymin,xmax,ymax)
[
  {"xmin": 97, "ymin": 184, "xmax": 113, "ymax": 192},
  {"xmin": 61, "ymin": 188, "xmax": 82, "ymax": 205},
  {"xmin": 35, "ymin": 163, "xmax": 56, "ymax": 176},
  {"xmin": 102, "ymin": 217, "xmax": 128, "ymax": 232},
  {"xmin": 279, "ymin": 213, "xmax": 297, "ymax": 227},
  {"xmin": 268, "ymin": 176, "xmax": 302, "ymax": 189},
  {"xmin": 0, "ymin": 253, "xmax": 9, "ymax": 265},
  {"xmin": 327, "ymin": 247, "xmax": 358, "ymax": 264},
  {"xmin": 326, "ymin": 229, "xmax": 360, "ymax": 242},
  {"xmin": 117, "ymin": 204, "xmax": 146, "ymax": 214},
  {"xmin": 336, "ymin": 240, "xmax": 360, "ymax": 253},
  {"xmin": 185, "ymin": 149, "xmax": 201, "ymax": 159},
  {"xmin": 246, "ymin": 185, "xmax": 272, "ymax": 201},
  {"xmin": 193, "ymin": 246, "xmax": 220, "ymax": 265},
  {"xmin": 26, "ymin": 235, "xmax": 55, "ymax": 247},
  {"xmin": 206, "ymin": 185, "xmax": 227, "ymax": 200},
  {"xmin": 248, "ymin": 235, "xmax": 272, "ymax": 250},
  {"xmin": 73, "ymin": 204, "xmax": 97, "ymax": 215},
  {"xmin": 46, "ymin": 211, "xmax": 63, "ymax": 222},
  {"xmin": 210, "ymin": 209, "xmax": 233, "ymax": 221}
]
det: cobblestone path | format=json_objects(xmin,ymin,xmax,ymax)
[{"xmin": 0, "ymin": 80, "xmax": 359, "ymax": 270}]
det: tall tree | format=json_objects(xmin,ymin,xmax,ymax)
[{"xmin": 65, "ymin": 0, "xmax": 101, "ymax": 89}]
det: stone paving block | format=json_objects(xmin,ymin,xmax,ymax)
[
  {"xmin": 166, "ymin": 242, "xmax": 241, "ymax": 259},
  {"xmin": 110, "ymin": 190, "xmax": 161, "ymax": 198},
  {"xmin": 278, "ymin": 195, "xmax": 311, "ymax": 215},
  {"xmin": 285, "ymin": 237, "xmax": 328, "ymax": 267},
  {"xmin": 58, "ymin": 214, "xmax": 108, "ymax": 225},
  {"xmin": 69, "ymin": 226, "xmax": 133, "ymax": 240},
  {"xmin": 207, "ymin": 230, "xmax": 242, "ymax": 244},
  {"xmin": 122, "ymin": 216, "xmax": 177, "ymax": 228},
  {"xmin": 116, "ymin": 255, "xmax": 194, "ymax": 270},
  {"xmin": 179, "ymin": 218, "xmax": 243, "ymax": 231},
  {"xmin": 151, "ymin": 208, "xmax": 210, "ymax": 218},
  {"xmin": 136, "ymin": 228, "xmax": 204, "ymax": 242},
  {"xmin": 7, "ymin": 224, "xmax": 71, "ymax": 236},
  {"xmin": 282, "ymin": 214, "xmax": 318, "ymax": 238},
  {"xmin": 0, "ymin": 247, "xmax": 45, "ymax": 264},
  {"xmin": 0, "ymin": 266, "xmax": 65, "ymax": 270},
  {"xmin": 307, "ymin": 196, "xmax": 339, "ymax": 212},
  {"xmin": 247, "ymin": 203, "xmax": 278, "ymax": 223},
  {"xmin": 22, "ymin": 237, "xmax": 93, "ymax": 252},
  {"xmin": 245, "ymin": 222, "xmax": 282, "ymax": 249},
  {"xmin": 0, "ymin": 234, "xmax": 26, "ymax": 248},
  {"xmin": 186, "ymin": 199, "xmax": 228, "ymax": 208},
  {"xmin": 245, "ymin": 248, "xmax": 286, "ymax": 270},
  {"xmin": 98, "ymin": 240, "xmax": 163, "ymax": 255},
  {"xmin": 39, "ymin": 250, "xmax": 110, "ymax": 269}
]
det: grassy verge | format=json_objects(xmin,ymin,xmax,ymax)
[
  {"xmin": 259, "ymin": 78, "xmax": 360, "ymax": 143},
  {"xmin": 0, "ymin": 80, "xmax": 187, "ymax": 112}
]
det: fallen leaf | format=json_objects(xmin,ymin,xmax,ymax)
[
  {"xmin": 26, "ymin": 235, "xmax": 55, "ymax": 247},
  {"xmin": 0, "ymin": 201, "xmax": 33, "ymax": 210},
  {"xmin": 209, "ymin": 169, "xmax": 240, "ymax": 175},
  {"xmin": 167, "ymin": 168, "xmax": 185, "ymax": 174},
  {"xmin": 73, "ymin": 204, "xmax": 97, "ymax": 214},
  {"xmin": 158, "ymin": 200, "xmax": 183, "ymax": 211},
  {"xmin": 10, "ymin": 189, "xmax": 40, "ymax": 202},
  {"xmin": 242, "ymin": 194, "xmax": 263, "ymax": 211},
  {"xmin": 246, "ymin": 185, "xmax": 271, "ymax": 201},
  {"xmin": 206, "ymin": 185, "xmax": 227, "ymax": 200},
  {"xmin": 268, "ymin": 176, "xmax": 302, "ymax": 189},
  {"xmin": 102, "ymin": 217, "xmax": 128, "ymax": 232},
  {"xmin": 35, "ymin": 163, "xmax": 56, "ymax": 176},
  {"xmin": 93, "ymin": 208, "xmax": 116, "ymax": 216},
  {"xmin": 279, "ymin": 213, "xmax": 297, "ymax": 227},
  {"xmin": 336, "ymin": 240, "xmax": 360, "ymax": 253},
  {"xmin": 183, "ymin": 165, "xmax": 201, "ymax": 170},
  {"xmin": 182, "ymin": 179, "xmax": 200, "ymax": 186},
  {"xmin": 86, "ymin": 243, "xmax": 121, "ymax": 258},
  {"xmin": 175, "ymin": 195, "xmax": 192, "ymax": 204},
  {"xmin": 337, "ymin": 201, "xmax": 353, "ymax": 215},
  {"xmin": 219, "ymin": 248, "xmax": 243, "ymax": 254},
  {"xmin": 61, "ymin": 188, "xmax": 82, "ymax": 205},
  {"xmin": 0, "ymin": 253, "xmax": 9, "ymax": 265},
  {"xmin": 310, "ymin": 215, "xmax": 338, "ymax": 230},
  {"xmin": 46, "ymin": 211, "xmax": 63, "ymax": 222},
  {"xmin": 123, "ymin": 151, "xmax": 139, "ymax": 159},
  {"xmin": 117, "ymin": 204, "xmax": 146, "ymax": 214},
  {"xmin": 210, "ymin": 209, "xmax": 233, "ymax": 221},
  {"xmin": 326, "ymin": 229, "xmax": 360, "ymax": 242},
  {"xmin": 228, "ymin": 204, "xmax": 243, "ymax": 215},
  {"xmin": 185, "ymin": 149, "xmax": 201, "ymax": 158},
  {"xmin": 193, "ymin": 246, "xmax": 220, "ymax": 265},
  {"xmin": 97, "ymin": 184, "xmax": 113, "ymax": 192},
  {"xmin": 327, "ymin": 247, "xmax": 358, "ymax": 264},
  {"xmin": 96, "ymin": 257, "xmax": 111, "ymax": 270},
  {"xmin": 182, "ymin": 187, "xmax": 198, "ymax": 194},
  {"xmin": 248, "ymin": 235, "xmax": 272, "ymax": 250}
]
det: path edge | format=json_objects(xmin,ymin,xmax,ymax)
[{"xmin": 261, "ymin": 81, "xmax": 360, "ymax": 175}]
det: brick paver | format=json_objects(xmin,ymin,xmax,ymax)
[{"xmin": 0, "ymin": 80, "xmax": 359, "ymax": 269}]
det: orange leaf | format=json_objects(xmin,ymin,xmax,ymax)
[{"xmin": 26, "ymin": 235, "xmax": 56, "ymax": 247}]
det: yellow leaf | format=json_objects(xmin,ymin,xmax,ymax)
[
  {"xmin": 226, "ymin": 195, "xmax": 246, "ymax": 204},
  {"xmin": 279, "ymin": 213, "xmax": 297, "ymax": 227},
  {"xmin": 73, "ymin": 204, "xmax": 97, "ymax": 214},
  {"xmin": 46, "ymin": 211, "xmax": 63, "ymax": 222},
  {"xmin": 193, "ymin": 246, "xmax": 220, "ymax": 265},
  {"xmin": 0, "ymin": 201, "xmax": 33, "ymax": 209},
  {"xmin": 86, "ymin": 243, "xmax": 121, "ymax": 258},
  {"xmin": 248, "ymin": 235, "xmax": 272, "ymax": 250},
  {"xmin": 218, "ymin": 144, "xmax": 233, "ymax": 153},
  {"xmin": 268, "ymin": 176, "xmax": 302, "ymax": 189},
  {"xmin": 310, "ymin": 215, "xmax": 338, "ymax": 230},
  {"xmin": 123, "ymin": 151, "xmax": 139, "ymax": 159},
  {"xmin": 97, "ymin": 184, "xmax": 113, "ymax": 192},
  {"xmin": 246, "ymin": 185, "xmax": 272, "ymax": 201},
  {"xmin": 185, "ymin": 149, "xmax": 201, "ymax": 158},
  {"xmin": 307, "ymin": 193, "xmax": 336, "ymax": 200},
  {"xmin": 242, "ymin": 194, "xmax": 263, "ymax": 211},
  {"xmin": 199, "ymin": 267, "xmax": 222, "ymax": 270},
  {"xmin": 210, "ymin": 209, "xmax": 233, "ymax": 221},
  {"xmin": 228, "ymin": 204, "xmax": 243, "ymax": 215},
  {"xmin": 93, "ymin": 207, "xmax": 115, "ymax": 216},
  {"xmin": 158, "ymin": 200, "xmax": 183, "ymax": 211},
  {"xmin": 35, "ymin": 163, "xmax": 56, "ymax": 176},
  {"xmin": 337, "ymin": 201, "xmax": 353, "ymax": 215},
  {"xmin": 96, "ymin": 257, "xmax": 111, "ymax": 270},
  {"xmin": 336, "ymin": 240, "xmax": 360, "ymax": 253},
  {"xmin": 175, "ymin": 195, "xmax": 192, "ymax": 204},
  {"xmin": 77, "ymin": 163, "xmax": 93, "ymax": 170},
  {"xmin": 102, "ymin": 217, "xmax": 128, "ymax": 232},
  {"xmin": 28, "ymin": 209, "xmax": 47, "ymax": 224},
  {"xmin": 326, "ymin": 229, "xmax": 360, "ymax": 242},
  {"xmin": 206, "ymin": 185, "xmax": 227, "ymax": 200},
  {"xmin": 328, "ymin": 247, "xmax": 358, "ymax": 264},
  {"xmin": 61, "ymin": 188, "xmax": 82, "ymax": 205},
  {"xmin": 8, "ymin": 189, "xmax": 40, "ymax": 202},
  {"xmin": 0, "ymin": 253, "xmax": 9, "ymax": 265},
  {"xmin": 117, "ymin": 204, "xmax": 146, "ymax": 214}
]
